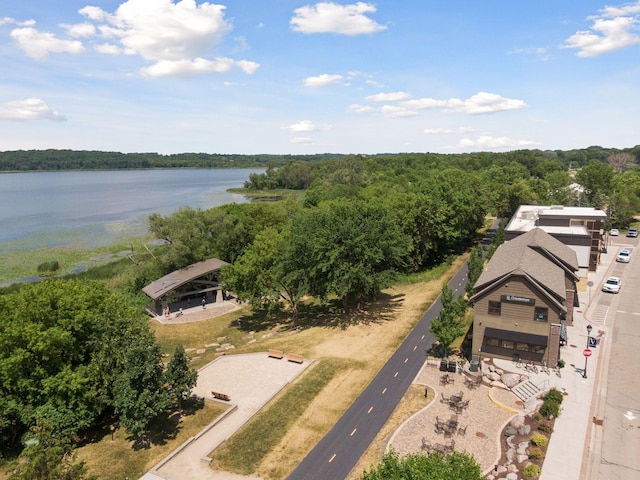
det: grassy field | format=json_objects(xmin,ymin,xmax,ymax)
[
  {"xmin": 0, "ymin": 234, "xmax": 154, "ymax": 285},
  {"xmin": 0, "ymin": 239, "xmax": 470, "ymax": 480},
  {"xmin": 194, "ymin": 255, "xmax": 468, "ymax": 479}
]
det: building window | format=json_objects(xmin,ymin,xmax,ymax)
[
  {"xmin": 516, "ymin": 343, "xmax": 530, "ymax": 352},
  {"xmin": 488, "ymin": 300, "xmax": 501, "ymax": 315},
  {"xmin": 500, "ymin": 340, "xmax": 514, "ymax": 349},
  {"xmin": 534, "ymin": 307, "xmax": 548, "ymax": 322},
  {"xmin": 486, "ymin": 338, "xmax": 499, "ymax": 347}
]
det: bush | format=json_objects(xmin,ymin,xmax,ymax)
[
  {"xmin": 528, "ymin": 447, "xmax": 545, "ymax": 460},
  {"xmin": 531, "ymin": 433, "xmax": 548, "ymax": 448},
  {"xmin": 539, "ymin": 399, "xmax": 561, "ymax": 419},
  {"xmin": 36, "ymin": 260, "xmax": 60, "ymax": 276},
  {"xmin": 523, "ymin": 464, "xmax": 542, "ymax": 477},
  {"xmin": 537, "ymin": 421, "xmax": 554, "ymax": 434},
  {"xmin": 543, "ymin": 388, "xmax": 564, "ymax": 404},
  {"xmin": 557, "ymin": 359, "xmax": 566, "ymax": 368}
]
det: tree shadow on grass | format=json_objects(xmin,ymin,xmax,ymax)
[
  {"xmin": 229, "ymin": 292, "xmax": 406, "ymax": 332},
  {"xmin": 299, "ymin": 292, "xmax": 406, "ymax": 330}
]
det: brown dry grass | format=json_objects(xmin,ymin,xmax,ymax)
[
  {"xmin": 250, "ymin": 257, "xmax": 467, "ymax": 479},
  {"xmin": 75, "ymin": 402, "xmax": 227, "ymax": 480}
]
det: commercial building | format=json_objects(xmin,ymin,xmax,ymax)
[
  {"xmin": 470, "ymin": 228, "xmax": 579, "ymax": 367},
  {"xmin": 505, "ymin": 205, "xmax": 607, "ymax": 277}
]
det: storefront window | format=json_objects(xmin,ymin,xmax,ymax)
[{"xmin": 500, "ymin": 340, "xmax": 514, "ymax": 349}]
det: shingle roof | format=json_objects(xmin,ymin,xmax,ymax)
[
  {"xmin": 142, "ymin": 258, "xmax": 229, "ymax": 300},
  {"xmin": 472, "ymin": 228, "xmax": 578, "ymax": 302}
]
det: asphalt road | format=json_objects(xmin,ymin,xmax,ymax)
[
  {"xmin": 286, "ymin": 263, "xmax": 470, "ymax": 480},
  {"xmin": 587, "ymin": 234, "xmax": 640, "ymax": 480}
]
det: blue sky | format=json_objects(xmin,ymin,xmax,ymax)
[{"xmin": 1, "ymin": 1, "xmax": 639, "ymax": 155}]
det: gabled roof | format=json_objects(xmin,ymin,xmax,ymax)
[
  {"xmin": 471, "ymin": 228, "xmax": 578, "ymax": 304},
  {"xmin": 142, "ymin": 258, "xmax": 228, "ymax": 300}
]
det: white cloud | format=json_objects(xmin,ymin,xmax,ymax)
[
  {"xmin": 291, "ymin": 2, "xmax": 387, "ymax": 35},
  {"xmin": 402, "ymin": 98, "xmax": 448, "ymax": 109},
  {"xmin": 10, "ymin": 27, "xmax": 85, "ymax": 59},
  {"xmin": 366, "ymin": 91, "xmax": 411, "ymax": 102},
  {"xmin": 76, "ymin": 0, "xmax": 259, "ymax": 77},
  {"xmin": 564, "ymin": 1, "xmax": 640, "ymax": 57},
  {"xmin": 291, "ymin": 137, "xmax": 315, "ymax": 145},
  {"xmin": 283, "ymin": 120, "xmax": 317, "ymax": 133},
  {"xmin": 380, "ymin": 105, "xmax": 417, "ymax": 118},
  {"xmin": 78, "ymin": 6, "xmax": 110, "ymax": 22},
  {"xmin": 424, "ymin": 126, "xmax": 474, "ymax": 135},
  {"xmin": 455, "ymin": 135, "xmax": 539, "ymax": 149},
  {"xmin": 347, "ymin": 103, "xmax": 376, "ymax": 113},
  {"xmin": 62, "ymin": 22, "xmax": 96, "ymax": 38},
  {"xmin": 304, "ymin": 73, "xmax": 344, "ymax": 87},
  {"xmin": 403, "ymin": 92, "xmax": 526, "ymax": 115},
  {"xmin": 95, "ymin": 43, "xmax": 121, "ymax": 54},
  {"xmin": 140, "ymin": 57, "xmax": 258, "ymax": 77},
  {"xmin": 0, "ymin": 98, "xmax": 66, "ymax": 122}
]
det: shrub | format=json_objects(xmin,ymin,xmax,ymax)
[
  {"xmin": 531, "ymin": 433, "xmax": 548, "ymax": 448},
  {"xmin": 539, "ymin": 399, "xmax": 561, "ymax": 419},
  {"xmin": 523, "ymin": 464, "xmax": 542, "ymax": 477},
  {"xmin": 532, "ymin": 412, "xmax": 542, "ymax": 423},
  {"xmin": 528, "ymin": 447, "xmax": 545, "ymax": 460},
  {"xmin": 557, "ymin": 359, "xmax": 566, "ymax": 368},
  {"xmin": 543, "ymin": 388, "xmax": 564, "ymax": 404},
  {"xmin": 36, "ymin": 260, "xmax": 60, "ymax": 276},
  {"xmin": 537, "ymin": 421, "xmax": 554, "ymax": 434}
]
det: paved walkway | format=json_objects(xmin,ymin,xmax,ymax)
[
  {"xmin": 141, "ymin": 245, "xmax": 617, "ymax": 480},
  {"xmin": 388, "ymin": 363, "xmax": 519, "ymax": 472},
  {"xmin": 141, "ymin": 353, "xmax": 311, "ymax": 480}
]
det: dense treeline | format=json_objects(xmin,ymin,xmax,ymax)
[
  {"xmin": 0, "ymin": 146, "xmax": 638, "ymax": 172},
  {"xmin": 2, "ymin": 146, "xmax": 639, "ymax": 472},
  {"xmin": 147, "ymin": 148, "xmax": 640, "ymax": 325},
  {"xmin": 0, "ymin": 149, "xmax": 342, "ymax": 171}
]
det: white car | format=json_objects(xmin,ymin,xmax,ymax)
[
  {"xmin": 628, "ymin": 228, "xmax": 639, "ymax": 238},
  {"xmin": 610, "ymin": 228, "xmax": 619, "ymax": 236},
  {"xmin": 602, "ymin": 276, "xmax": 622, "ymax": 294},
  {"xmin": 617, "ymin": 249, "xmax": 631, "ymax": 263}
]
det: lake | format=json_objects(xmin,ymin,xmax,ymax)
[{"xmin": 0, "ymin": 168, "xmax": 259, "ymax": 252}]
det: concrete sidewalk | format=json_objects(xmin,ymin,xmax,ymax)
[
  {"xmin": 140, "ymin": 353, "xmax": 311, "ymax": 480},
  {"xmin": 540, "ymin": 245, "xmax": 616, "ymax": 480},
  {"xmin": 490, "ymin": 244, "xmax": 617, "ymax": 480}
]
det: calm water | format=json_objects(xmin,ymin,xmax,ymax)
[{"xmin": 0, "ymin": 169, "xmax": 259, "ymax": 251}]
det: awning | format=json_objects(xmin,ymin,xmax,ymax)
[
  {"xmin": 484, "ymin": 327, "xmax": 548, "ymax": 347},
  {"xmin": 560, "ymin": 322, "xmax": 568, "ymax": 342}
]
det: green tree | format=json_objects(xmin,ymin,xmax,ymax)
[
  {"xmin": 430, "ymin": 285, "xmax": 468, "ymax": 356},
  {"xmin": 576, "ymin": 161, "xmax": 614, "ymax": 208},
  {"xmin": 290, "ymin": 200, "xmax": 411, "ymax": 310},
  {"xmin": 7, "ymin": 423, "xmax": 96, "ymax": 480},
  {"xmin": 222, "ymin": 227, "xmax": 308, "ymax": 325},
  {"xmin": 361, "ymin": 449, "xmax": 484, "ymax": 480},
  {"xmin": 466, "ymin": 246, "xmax": 484, "ymax": 297},
  {"xmin": 608, "ymin": 170, "xmax": 640, "ymax": 227},
  {"xmin": 112, "ymin": 336, "xmax": 170, "ymax": 443},
  {"xmin": 164, "ymin": 345, "xmax": 198, "ymax": 411}
]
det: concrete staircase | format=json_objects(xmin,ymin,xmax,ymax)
[{"xmin": 511, "ymin": 380, "xmax": 542, "ymax": 402}]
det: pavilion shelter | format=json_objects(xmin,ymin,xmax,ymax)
[{"xmin": 142, "ymin": 258, "xmax": 229, "ymax": 316}]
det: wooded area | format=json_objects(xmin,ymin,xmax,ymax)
[{"xmin": 1, "ymin": 146, "xmax": 639, "ymax": 477}]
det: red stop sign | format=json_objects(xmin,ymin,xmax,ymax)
[{"xmin": 583, "ymin": 349, "xmax": 592, "ymax": 357}]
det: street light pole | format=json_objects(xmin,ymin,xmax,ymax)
[{"xmin": 583, "ymin": 324, "xmax": 592, "ymax": 379}]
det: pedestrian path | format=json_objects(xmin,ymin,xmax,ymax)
[{"xmin": 140, "ymin": 353, "xmax": 311, "ymax": 480}]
